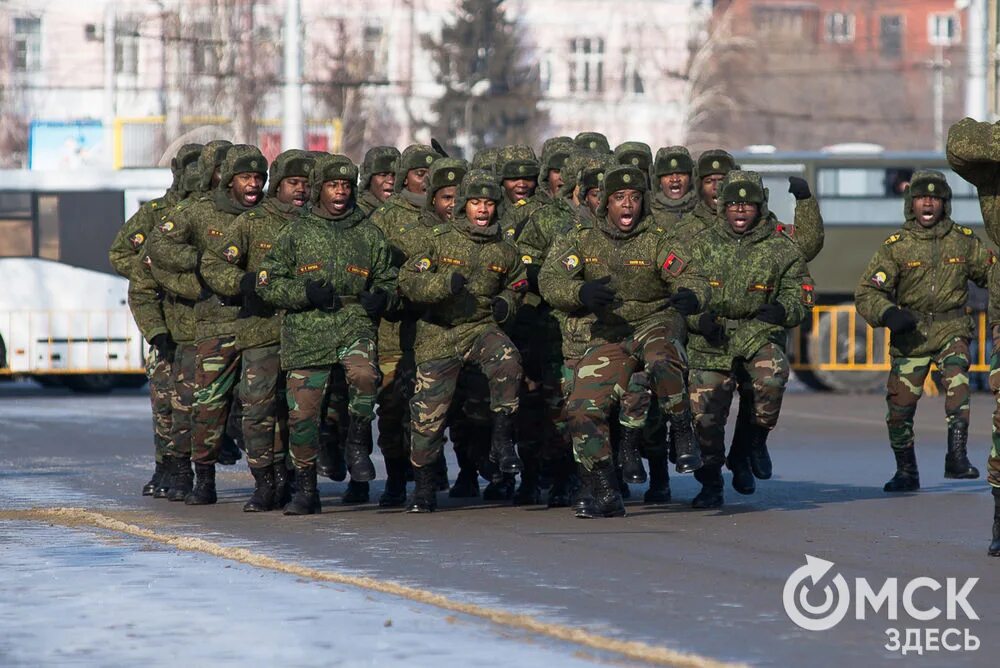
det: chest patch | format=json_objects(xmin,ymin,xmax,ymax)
[
  {"xmin": 708, "ymin": 279, "xmax": 723, "ymax": 288},
  {"xmin": 747, "ymin": 283, "xmax": 774, "ymax": 293},
  {"xmin": 256, "ymin": 242, "xmax": 273, "ymax": 250},
  {"xmin": 904, "ymin": 260, "xmax": 923, "ymax": 269},
  {"xmin": 584, "ymin": 256, "xmax": 602, "ymax": 265},
  {"xmin": 945, "ymin": 256, "xmax": 966, "ymax": 264},
  {"xmin": 207, "ymin": 228, "xmax": 224, "ymax": 238},
  {"xmin": 624, "ymin": 259, "xmax": 651, "ymax": 268},
  {"xmin": 440, "ymin": 256, "xmax": 466, "ymax": 267},
  {"xmin": 298, "ymin": 263, "xmax": 322, "ymax": 274},
  {"xmin": 487, "ymin": 263, "xmax": 506, "ymax": 274},
  {"xmin": 346, "ymin": 264, "xmax": 370, "ymax": 278}
]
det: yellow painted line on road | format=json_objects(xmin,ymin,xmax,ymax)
[{"xmin": 0, "ymin": 507, "xmax": 744, "ymax": 668}]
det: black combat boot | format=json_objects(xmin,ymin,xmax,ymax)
[
  {"xmin": 490, "ymin": 412, "xmax": 522, "ymax": 474},
  {"xmin": 944, "ymin": 420, "xmax": 980, "ymax": 479},
  {"xmin": 167, "ymin": 456, "xmax": 193, "ymax": 502},
  {"xmin": 243, "ymin": 465, "xmax": 275, "ymax": 512},
  {"xmin": 989, "ymin": 489, "xmax": 1000, "ymax": 557},
  {"xmin": 341, "ymin": 480, "xmax": 370, "ymax": 504},
  {"xmin": 344, "ymin": 418, "xmax": 376, "ymax": 482},
  {"xmin": 692, "ymin": 465, "xmax": 724, "ymax": 509},
  {"xmin": 218, "ymin": 434, "xmax": 243, "ymax": 466},
  {"xmin": 670, "ymin": 411, "xmax": 703, "ymax": 474},
  {"xmin": 726, "ymin": 425, "xmax": 756, "ymax": 495},
  {"xmin": 546, "ymin": 456, "xmax": 572, "ymax": 508},
  {"xmin": 576, "ymin": 460, "xmax": 626, "ymax": 518},
  {"xmin": 883, "ymin": 448, "xmax": 920, "ymax": 492},
  {"xmin": 284, "ymin": 465, "xmax": 321, "ymax": 515},
  {"xmin": 483, "ymin": 473, "xmax": 516, "ymax": 501},
  {"xmin": 434, "ymin": 452, "xmax": 450, "ymax": 491},
  {"xmin": 379, "ymin": 458, "xmax": 409, "ymax": 507},
  {"xmin": 406, "ymin": 464, "xmax": 438, "ymax": 513},
  {"xmin": 449, "ymin": 444, "xmax": 480, "ymax": 498},
  {"xmin": 153, "ymin": 455, "xmax": 173, "ymax": 498},
  {"xmin": 747, "ymin": 423, "xmax": 773, "ymax": 480},
  {"xmin": 643, "ymin": 455, "xmax": 672, "ymax": 504},
  {"xmin": 514, "ymin": 444, "xmax": 541, "ymax": 505},
  {"xmin": 273, "ymin": 460, "xmax": 292, "ymax": 508},
  {"xmin": 571, "ymin": 462, "xmax": 593, "ymax": 513},
  {"xmin": 616, "ymin": 466, "xmax": 632, "ymax": 499},
  {"xmin": 143, "ymin": 460, "xmax": 167, "ymax": 496},
  {"xmin": 317, "ymin": 431, "xmax": 348, "ymax": 482},
  {"xmin": 617, "ymin": 426, "xmax": 647, "ymax": 484},
  {"xmin": 185, "ymin": 463, "xmax": 217, "ymax": 505}
]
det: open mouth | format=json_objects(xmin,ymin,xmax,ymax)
[
  {"xmin": 668, "ymin": 182, "xmax": 683, "ymax": 195},
  {"xmin": 291, "ymin": 194, "xmax": 307, "ymax": 207},
  {"xmin": 474, "ymin": 215, "xmax": 491, "ymax": 226},
  {"xmin": 619, "ymin": 212, "xmax": 635, "ymax": 227},
  {"xmin": 919, "ymin": 210, "xmax": 936, "ymax": 222},
  {"xmin": 330, "ymin": 198, "xmax": 349, "ymax": 212},
  {"xmin": 243, "ymin": 190, "xmax": 262, "ymax": 206}
]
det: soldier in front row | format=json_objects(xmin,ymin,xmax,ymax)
[
  {"xmin": 399, "ymin": 169, "xmax": 529, "ymax": 513},
  {"xmin": 686, "ymin": 171, "xmax": 814, "ymax": 508},
  {"xmin": 258, "ymin": 154, "xmax": 397, "ymax": 515},
  {"xmin": 540, "ymin": 165, "xmax": 708, "ymax": 518},
  {"xmin": 855, "ymin": 170, "xmax": 989, "ymax": 496}
]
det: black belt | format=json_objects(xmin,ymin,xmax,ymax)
[{"xmin": 911, "ymin": 307, "xmax": 968, "ymax": 322}]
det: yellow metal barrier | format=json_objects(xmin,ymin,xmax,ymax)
[
  {"xmin": 0, "ymin": 309, "xmax": 146, "ymax": 376},
  {"xmin": 789, "ymin": 305, "xmax": 990, "ymax": 372}
]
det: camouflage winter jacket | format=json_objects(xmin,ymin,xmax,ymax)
[
  {"xmin": 257, "ymin": 206, "xmax": 397, "ymax": 370},
  {"xmin": 855, "ymin": 217, "xmax": 992, "ymax": 358},
  {"xmin": 539, "ymin": 213, "xmax": 710, "ymax": 348},
  {"xmin": 200, "ymin": 197, "xmax": 301, "ymax": 350},
  {"xmin": 398, "ymin": 220, "xmax": 529, "ymax": 366},
  {"xmin": 109, "ymin": 189, "xmax": 182, "ymax": 280},
  {"xmin": 686, "ymin": 217, "xmax": 814, "ymax": 370},
  {"xmin": 357, "ymin": 190, "xmax": 384, "ymax": 218},
  {"xmin": 649, "ymin": 189, "xmax": 698, "ymax": 228}
]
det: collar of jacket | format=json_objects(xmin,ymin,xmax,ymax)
[
  {"xmin": 262, "ymin": 196, "xmax": 302, "ymax": 219},
  {"xmin": 902, "ymin": 216, "xmax": 953, "ymax": 239},
  {"xmin": 418, "ymin": 209, "xmax": 446, "ymax": 228},
  {"xmin": 651, "ymin": 188, "xmax": 697, "ymax": 214},
  {"xmin": 400, "ymin": 189, "xmax": 425, "ymax": 208},
  {"xmin": 452, "ymin": 214, "xmax": 500, "ymax": 242},
  {"xmin": 213, "ymin": 188, "xmax": 255, "ymax": 214},
  {"xmin": 310, "ymin": 203, "xmax": 366, "ymax": 228}
]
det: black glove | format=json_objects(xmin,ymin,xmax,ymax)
[
  {"xmin": 698, "ymin": 312, "xmax": 725, "ymax": 346},
  {"xmin": 756, "ymin": 302, "xmax": 786, "ymax": 325},
  {"xmin": 359, "ymin": 289, "xmax": 389, "ymax": 319},
  {"xmin": 450, "ymin": 272, "xmax": 467, "ymax": 295},
  {"xmin": 238, "ymin": 291, "xmax": 271, "ymax": 319},
  {"xmin": 788, "ymin": 176, "xmax": 811, "ymax": 200},
  {"xmin": 668, "ymin": 287, "xmax": 700, "ymax": 316},
  {"xmin": 150, "ymin": 333, "xmax": 175, "ymax": 360},
  {"xmin": 579, "ymin": 276, "xmax": 615, "ymax": 312},
  {"xmin": 883, "ymin": 306, "xmax": 918, "ymax": 335},
  {"xmin": 525, "ymin": 264, "xmax": 541, "ymax": 293},
  {"xmin": 305, "ymin": 279, "xmax": 339, "ymax": 310},
  {"xmin": 239, "ymin": 271, "xmax": 258, "ymax": 297},
  {"xmin": 491, "ymin": 296, "xmax": 510, "ymax": 323}
]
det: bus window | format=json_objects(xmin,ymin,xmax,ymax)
[
  {"xmin": 884, "ymin": 168, "xmax": 913, "ymax": 197},
  {"xmin": 0, "ymin": 192, "xmax": 33, "ymax": 257},
  {"xmin": 37, "ymin": 195, "xmax": 60, "ymax": 260},
  {"xmin": 818, "ymin": 168, "xmax": 886, "ymax": 197}
]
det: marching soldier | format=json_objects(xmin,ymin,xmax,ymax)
[
  {"xmin": 200, "ymin": 149, "xmax": 316, "ymax": 512},
  {"xmin": 947, "ymin": 117, "xmax": 1000, "ymax": 556},
  {"xmin": 686, "ymin": 171, "xmax": 814, "ymax": 508},
  {"xmin": 574, "ymin": 132, "xmax": 611, "ymax": 154},
  {"xmin": 855, "ymin": 170, "xmax": 989, "ymax": 496},
  {"xmin": 398, "ymin": 169, "xmax": 529, "ymax": 513},
  {"xmin": 649, "ymin": 146, "xmax": 697, "ymax": 226},
  {"xmin": 536, "ymin": 136, "xmax": 574, "ymax": 203},
  {"xmin": 357, "ymin": 146, "xmax": 400, "ymax": 217},
  {"xmin": 257, "ymin": 154, "xmax": 397, "ymax": 515},
  {"xmin": 540, "ymin": 165, "xmax": 709, "ymax": 518}
]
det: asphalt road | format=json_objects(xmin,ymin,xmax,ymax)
[{"xmin": 0, "ymin": 380, "xmax": 996, "ymax": 667}]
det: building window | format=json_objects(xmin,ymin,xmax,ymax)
[
  {"xmin": 191, "ymin": 22, "xmax": 218, "ymax": 75},
  {"xmin": 621, "ymin": 50, "xmax": 644, "ymax": 96},
  {"xmin": 568, "ymin": 38, "xmax": 604, "ymax": 94},
  {"xmin": 539, "ymin": 54, "xmax": 552, "ymax": 93},
  {"xmin": 115, "ymin": 18, "xmax": 140, "ymax": 75},
  {"xmin": 362, "ymin": 22, "xmax": 387, "ymax": 79},
  {"xmin": 928, "ymin": 13, "xmax": 960, "ymax": 46},
  {"xmin": 825, "ymin": 12, "xmax": 855, "ymax": 43},
  {"xmin": 754, "ymin": 6, "xmax": 805, "ymax": 37},
  {"xmin": 880, "ymin": 15, "xmax": 903, "ymax": 58},
  {"xmin": 14, "ymin": 17, "xmax": 42, "ymax": 72}
]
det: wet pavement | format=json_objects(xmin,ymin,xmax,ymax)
[{"xmin": 0, "ymin": 380, "xmax": 996, "ymax": 666}]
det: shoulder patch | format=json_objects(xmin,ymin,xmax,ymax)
[
  {"xmin": 257, "ymin": 269, "xmax": 269, "ymax": 286},
  {"xmin": 561, "ymin": 253, "xmax": 581, "ymax": 271},
  {"xmin": 884, "ymin": 233, "xmax": 901, "ymax": 245},
  {"xmin": 223, "ymin": 245, "xmax": 240, "ymax": 263},
  {"xmin": 661, "ymin": 252, "xmax": 686, "ymax": 277},
  {"xmin": 957, "ymin": 225, "xmax": 973, "ymax": 236},
  {"xmin": 412, "ymin": 257, "xmax": 432, "ymax": 272},
  {"xmin": 159, "ymin": 221, "xmax": 174, "ymax": 232},
  {"xmin": 432, "ymin": 225, "xmax": 448, "ymax": 236}
]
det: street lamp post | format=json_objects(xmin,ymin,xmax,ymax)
[{"xmin": 463, "ymin": 79, "xmax": 491, "ymax": 160}]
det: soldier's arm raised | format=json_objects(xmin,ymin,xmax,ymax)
[
  {"xmin": 256, "ymin": 231, "xmax": 309, "ymax": 310},
  {"xmin": 146, "ymin": 207, "xmax": 199, "ymax": 273},
  {"xmin": 791, "ymin": 198, "xmax": 824, "ymax": 262},
  {"xmin": 947, "ymin": 118, "xmax": 1000, "ymax": 246},
  {"xmin": 201, "ymin": 216, "xmax": 249, "ymax": 297},
  {"xmin": 538, "ymin": 234, "xmax": 585, "ymax": 312},
  {"xmin": 854, "ymin": 244, "xmax": 900, "ymax": 327}
]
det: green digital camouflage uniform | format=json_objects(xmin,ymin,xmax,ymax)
[
  {"xmin": 148, "ymin": 144, "xmax": 267, "ymax": 465},
  {"xmin": 146, "ymin": 140, "xmax": 232, "ymax": 467},
  {"xmin": 398, "ymin": 170, "xmax": 529, "ymax": 468},
  {"xmin": 539, "ymin": 165, "xmax": 711, "ymax": 469},
  {"xmin": 686, "ymin": 171, "xmax": 814, "ymax": 472},
  {"xmin": 200, "ymin": 150, "xmax": 315, "ymax": 470},
  {"xmin": 947, "ymin": 118, "xmax": 1000, "ymax": 489},
  {"xmin": 357, "ymin": 146, "xmax": 400, "ymax": 217},
  {"xmin": 614, "ymin": 141, "xmax": 652, "ymax": 178},
  {"xmin": 536, "ymin": 136, "xmax": 573, "ymax": 204},
  {"xmin": 648, "ymin": 146, "xmax": 697, "ymax": 227},
  {"xmin": 367, "ymin": 145, "xmax": 443, "ymax": 461},
  {"xmin": 257, "ymin": 154, "xmax": 398, "ymax": 469},
  {"xmin": 573, "ymin": 132, "xmax": 611, "ymax": 155},
  {"xmin": 856, "ymin": 170, "xmax": 993, "ymax": 459}
]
